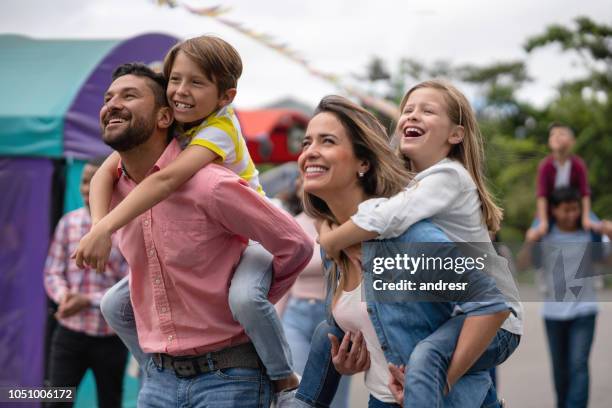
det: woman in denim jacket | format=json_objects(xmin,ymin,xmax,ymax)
[{"xmin": 293, "ymin": 95, "xmax": 514, "ymax": 408}]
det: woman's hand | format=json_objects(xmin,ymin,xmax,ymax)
[
  {"xmin": 73, "ymin": 224, "xmax": 112, "ymax": 273},
  {"xmin": 388, "ymin": 363, "xmax": 405, "ymax": 406},
  {"xmin": 328, "ymin": 331, "xmax": 370, "ymax": 375}
]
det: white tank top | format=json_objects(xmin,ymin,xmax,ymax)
[{"xmin": 332, "ymin": 283, "xmax": 396, "ymax": 403}]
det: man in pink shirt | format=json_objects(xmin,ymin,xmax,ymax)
[{"xmin": 95, "ymin": 63, "xmax": 313, "ymax": 406}]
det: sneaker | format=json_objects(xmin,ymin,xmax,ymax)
[{"xmin": 274, "ymin": 387, "xmax": 297, "ymax": 408}]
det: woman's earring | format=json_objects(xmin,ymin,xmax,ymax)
[{"xmin": 358, "ymin": 171, "xmax": 365, "ymax": 178}]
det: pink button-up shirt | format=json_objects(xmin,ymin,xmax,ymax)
[{"xmin": 113, "ymin": 140, "xmax": 313, "ymax": 355}]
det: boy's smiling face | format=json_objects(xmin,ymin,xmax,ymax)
[{"xmin": 167, "ymin": 51, "xmax": 233, "ymax": 127}]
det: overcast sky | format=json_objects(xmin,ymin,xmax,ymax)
[{"xmin": 2, "ymin": 0, "xmax": 610, "ymax": 109}]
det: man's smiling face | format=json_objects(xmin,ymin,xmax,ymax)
[{"xmin": 99, "ymin": 74, "xmax": 158, "ymax": 151}]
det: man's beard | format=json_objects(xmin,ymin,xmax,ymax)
[{"xmin": 102, "ymin": 114, "xmax": 156, "ymax": 152}]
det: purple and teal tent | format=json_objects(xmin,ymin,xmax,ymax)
[{"xmin": 0, "ymin": 33, "xmax": 178, "ymax": 406}]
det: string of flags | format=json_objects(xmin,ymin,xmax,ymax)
[{"xmin": 152, "ymin": 1, "xmax": 400, "ymax": 118}]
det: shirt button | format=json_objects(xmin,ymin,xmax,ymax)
[
  {"xmin": 168, "ymin": 335, "xmax": 173, "ymax": 341},
  {"xmin": 143, "ymin": 220, "xmax": 149, "ymax": 226},
  {"xmin": 366, "ymin": 308, "xmax": 373, "ymax": 314},
  {"xmin": 381, "ymin": 345, "xmax": 388, "ymax": 351},
  {"xmin": 149, "ymin": 249, "xmax": 155, "ymax": 256},
  {"xmin": 155, "ymin": 279, "xmax": 161, "ymax": 285},
  {"xmin": 161, "ymin": 307, "xmax": 167, "ymax": 313}
]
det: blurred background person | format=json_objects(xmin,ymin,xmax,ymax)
[
  {"xmin": 43, "ymin": 157, "xmax": 129, "ymax": 408},
  {"xmin": 275, "ymin": 172, "xmax": 352, "ymax": 408},
  {"xmin": 518, "ymin": 187, "xmax": 612, "ymax": 408}
]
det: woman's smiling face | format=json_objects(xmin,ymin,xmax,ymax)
[{"xmin": 298, "ymin": 112, "xmax": 365, "ymax": 199}]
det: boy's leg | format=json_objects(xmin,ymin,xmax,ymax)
[
  {"xmin": 295, "ymin": 320, "xmax": 345, "ymax": 408},
  {"xmin": 566, "ymin": 314, "xmax": 596, "ymax": 408},
  {"xmin": 544, "ymin": 318, "xmax": 570, "ymax": 408},
  {"xmin": 228, "ymin": 242, "xmax": 294, "ymax": 380},
  {"xmin": 100, "ymin": 276, "xmax": 148, "ymax": 366}
]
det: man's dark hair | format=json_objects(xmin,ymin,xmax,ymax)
[
  {"xmin": 550, "ymin": 187, "xmax": 581, "ymax": 208},
  {"xmin": 112, "ymin": 63, "xmax": 168, "ymax": 108}
]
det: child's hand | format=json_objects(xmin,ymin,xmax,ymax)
[
  {"xmin": 343, "ymin": 244, "xmax": 362, "ymax": 266},
  {"xmin": 535, "ymin": 220, "xmax": 548, "ymax": 237},
  {"xmin": 388, "ymin": 363, "xmax": 405, "ymax": 406},
  {"xmin": 584, "ymin": 217, "xmax": 603, "ymax": 234},
  {"xmin": 328, "ymin": 331, "xmax": 370, "ymax": 375},
  {"xmin": 319, "ymin": 221, "xmax": 341, "ymax": 262},
  {"xmin": 601, "ymin": 220, "xmax": 612, "ymax": 239},
  {"xmin": 525, "ymin": 227, "xmax": 544, "ymax": 243},
  {"xmin": 73, "ymin": 225, "xmax": 112, "ymax": 273},
  {"xmin": 582, "ymin": 215, "xmax": 593, "ymax": 231}
]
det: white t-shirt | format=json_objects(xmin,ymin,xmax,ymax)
[
  {"xmin": 352, "ymin": 158, "xmax": 524, "ymax": 335},
  {"xmin": 553, "ymin": 159, "xmax": 572, "ymax": 188},
  {"xmin": 332, "ymin": 283, "xmax": 396, "ymax": 403}
]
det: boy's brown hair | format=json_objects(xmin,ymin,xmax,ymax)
[{"xmin": 163, "ymin": 35, "xmax": 243, "ymax": 95}]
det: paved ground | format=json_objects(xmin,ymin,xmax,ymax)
[{"xmin": 347, "ymin": 286, "xmax": 612, "ymax": 407}]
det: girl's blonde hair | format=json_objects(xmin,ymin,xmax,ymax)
[
  {"xmin": 397, "ymin": 80, "xmax": 503, "ymax": 232},
  {"xmin": 302, "ymin": 95, "xmax": 411, "ymax": 302}
]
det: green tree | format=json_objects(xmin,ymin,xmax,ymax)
[{"xmin": 525, "ymin": 16, "xmax": 612, "ymax": 219}]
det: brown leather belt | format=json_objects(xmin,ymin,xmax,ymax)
[{"xmin": 151, "ymin": 342, "xmax": 261, "ymax": 379}]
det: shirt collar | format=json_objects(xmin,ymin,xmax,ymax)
[{"xmin": 116, "ymin": 139, "xmax": 181, "ymax": 180}]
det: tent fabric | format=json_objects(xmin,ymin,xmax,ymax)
[
  {"xmin": 0, "ymin": 158, "xmax": 53, "ymax": 407},
  {"xmin": 0, "ymin": 33, "xmax": 179, "ymax": 159},
  {"xmin": 0, "ymin": 35, "xmax": 119, "ymax": 157},
  {"xmin": 64, "ymin": 159, "xmax": 87, "ymax": 213}
]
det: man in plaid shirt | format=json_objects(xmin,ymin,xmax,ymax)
[{"xmin": 44, "ymin": 158, "xmax": 129, "ymax": 408}]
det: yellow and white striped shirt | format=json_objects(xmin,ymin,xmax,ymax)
[{"xmin": 185, "ymin": 105, "xmax": 263, "ymax": 194}]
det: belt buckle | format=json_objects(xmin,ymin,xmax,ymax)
[{"xmin": 171, "ymin": 357, "xmax": 200, "ymax": 379}]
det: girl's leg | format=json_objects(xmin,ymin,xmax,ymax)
[
  {"xmin": 295, "ymin": 320, "xmax": 345, "ymax": 408},
  {"xmin": 404, "ymin": 314, "xmax": 519, "ymax": 408},
  {"xmin": 228, "ymin": 241, "xmax": 294, "ymax": 381},
  {"xmin": 282, "ymin": 298, "xmax": 351, "ymax": 408},
  {"xmin": 100, "ymin": 276, "xmax": 148, "ymax": 366}
]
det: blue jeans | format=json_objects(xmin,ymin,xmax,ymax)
[
  {"xmin": 100, "ymin": 276, "xmax": 147, "ymax": 365},
  {"xmin": 282, "ymin": 297, "xmax": 351, "ymax": 408},
  {"xmin": 368, "ymin": 395, "xmax": 400, "ymax": 407},
  {"xmin": 295, "ymin": 321, "xmax": 346, "ymax": 408},
  {"xmin": 138, "ymin": 357, "xmax": 272, "ymax": 407},
  {"xmin": 101, "ymin": 242, "xmax": 293, "ymax": 380},
  {"xmin": 404, "ymin": 314, "xmax": 520, "ymax": 407},
  {"xmin": 544, "ymin": 314, "xmax": 596, "ymax": 408},
  {"xmin": 296, "ymin": 318, "xmax": 513, "ymax": 408}
]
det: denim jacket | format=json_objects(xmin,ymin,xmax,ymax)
[{"xmin": 323, "ymin": 220, "xmax": 510, "ymax": 407}]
